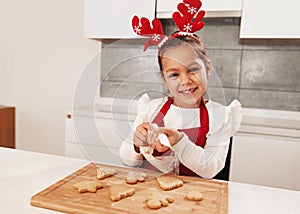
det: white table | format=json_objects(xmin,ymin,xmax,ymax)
[{"xmin": 0, "ymin": 147, "xmax": 299, "ymax": 213}]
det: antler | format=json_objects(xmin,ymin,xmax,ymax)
[
  {"xmin": 172, "ymin": 0, "xmax": 205, "ymax": 33},
  {"xmin": 132, "ymin": 16, "xmax": 166, "ymax": 51}
]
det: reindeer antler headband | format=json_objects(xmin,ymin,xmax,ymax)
[{"xmin": 132, "ymin": 0, "xmax": 205, "ymax": 51}]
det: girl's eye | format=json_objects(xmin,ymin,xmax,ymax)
[
  {"xmin": 189, "ymin": 67, "xmax": 200, "ymax": 73},
  {"xmin": 167, "ymin": 73, "xmax": 179, "ymax": 78}
]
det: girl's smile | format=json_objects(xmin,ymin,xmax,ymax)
[
  {"xmin": 179, "ymin": 87, "xmax": 198, "ymax": 95},
  {"xmin": 161, "ymin": 44, "xmax": 208, "ymax": 108}
]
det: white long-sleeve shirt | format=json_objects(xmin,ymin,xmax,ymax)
[{"xmin": 119, "ymin": 93, "xmax": 242, "ymax": 178}]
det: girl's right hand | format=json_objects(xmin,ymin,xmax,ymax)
[{"xmin": 133, "ymin": 122, "xmax": 153, "ymax": 147}]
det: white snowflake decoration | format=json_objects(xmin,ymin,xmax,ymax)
[
  {"xmin": 183, "ymin": 23, "xmax": 193, "ymax": 32},
  {"xmin": 133, "ymin": 26, "xmax": 141, "ymax": 34},
  {"xmin": 188, "ymin": 6, "xmax": 197, "ymax": 15},
  {"xmin": 152, "ymin": 34, "xmax": 161, "ymax": 41}
]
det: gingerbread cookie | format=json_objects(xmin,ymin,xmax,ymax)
[
  {"xmin": 146, "ymin": 191, "xmax": 174, "ymax": 209},
  {"xmin": 185, "ymin": 190, "xmax": 203, "ymax": 201},
  {"xmin": 125, "ymin": 171, "xmax": 147, "ymax": 184},
  {"xmin": 73, "ymin": 180, "xmax": 104, "ymax": 193},
  {"xmin": 156, "ymin": 175, "xmax": 183, "ymax": 191},
  {"xmin": 109, "ymin": 184, "xmax": 135, "ymax": 202},
  {"xmin": 96, "ymin": 167, "xmax": 117, "ymax": 180}
]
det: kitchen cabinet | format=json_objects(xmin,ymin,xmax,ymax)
[
  {"xmin": 231, "ymin": 134, "xmax": 300, "ymax": 191},
  {"xmin": 156, "ymin": 0, "xmax": 243, "ymax": 18},
  {"xmin": 65, "ymin": 106, "xmax": 136, "ymax": 166},
  {"xmin": 230, "ymin": 108, "xmax": 300, "ymax": 191},
  {"xmin": 240, "ymin": 0, "xmax": 300, "ymax": 41},
  {"xmin": 84, "ymin": 0, "xmax": 155, "ymax": 39},
  {"xmin": 0, "ymin": 106, "xmax": 15, "ymax": 148},
  {"xmin": 65, "ymin": 116, "xmax": 123, "ymax": 165}
]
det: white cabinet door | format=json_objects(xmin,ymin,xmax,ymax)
[
  {"xmin": 230, "ymin": 134, "xmax": 300, "ymax": 191},
  {"xmin": 65, "ymin": 116, "xmax": 130, "ymax": 166},
  {"xmin": 240, "ymin": 0, "xmax": 300, "ymax": 39},
  {"xmin": 84, "ymin": 0, "xmax": 155, "ymax": 39},
  {"xmin": 157, "ymin": 0, "xmax": 243, "ymax": 18}
]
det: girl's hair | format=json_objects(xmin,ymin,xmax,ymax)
[{"xmin": 158, "ymin": 32, "xmax": 210, "ymax": 74}]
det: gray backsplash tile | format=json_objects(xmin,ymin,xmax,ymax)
[
  {"xmin": 101, "ymin": 39, "xmax": 158, "ymax": 80},
  {"xmin": 101, "ymin": 81, "xmax": 166, "ymax": 100},
  {"xmin": 239, "ymin": 89, "xmax": 300, "ymax": 111},
  {"xmin": 205, "ymin": 87, "xmax": 239, "ymax": 105},
  {"xmin": 242, "ymin": 43, "xmax": 300, "ymax": 51},
  {"xmin": 207, "ymin": 49, "xmax": 241, "ymax": 88},
  {"xmin": 102, "ymin": 55, "xmax": 162, "ymax": 84},
  {"xmin": 197, "ymin": 25, "xmax": 242, "ymax": 50},
  {"xmin": 161, "ymin": 18, "xmax": 242, "ymax": 50},
  {"xmin": 241, "ymin": 50, "xmax": 300, "ymax": 92}
]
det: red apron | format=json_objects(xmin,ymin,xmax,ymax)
[{"xmin": 141, "ymin": 97, "xmax": 209, "ymax": 176}]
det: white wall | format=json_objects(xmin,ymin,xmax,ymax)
[{"xmin": 0, "ymin": 0, "xmax": 99, "ymax": 155}]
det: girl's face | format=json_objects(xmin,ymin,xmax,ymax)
[{"xmin": 161, "ymin": 44, "xmax": 208, "ymax": 108}]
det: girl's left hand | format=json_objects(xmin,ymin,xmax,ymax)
[
  {"xmin": 147, "ymin": 126, "xmax": 169, "ymax": 153},
  {"xmin": 161, "ymin": 128, "xmax": 184, "ymax": 146},
  {"xmin": 151, "ymin": 141, "xmax": 169, "ymax": 153},
  {"xmin": 148, "ymin": 127, "xmax": 183, "ymax": 153}
]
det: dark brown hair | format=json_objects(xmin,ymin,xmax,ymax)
[{"xmin": 158, "ymin": 33, "xmax": 210, "ymax": 74}]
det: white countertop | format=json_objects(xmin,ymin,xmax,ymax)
[{"xmin": 1, "ymin": 147, "xmax": 300, "ymax": 213}]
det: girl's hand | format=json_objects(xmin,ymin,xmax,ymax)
[
  {"xmin": 149, "ymin": 127, "xmax": 183, "ymax": 153},
  {"xmin": 151, "ymin": 141, "xmax": 169, "ymax": 153},
  {"xmin": 159, "ymin": 128, "xmax": 184, "ymax": 146},
  {"xmin": 133, "ymin": 122, "xmax": 153, "ymax": 147}
]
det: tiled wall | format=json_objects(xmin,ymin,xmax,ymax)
[{"xmin": 101, "ymin": 18, "xmax": 300, "ymax": 111}]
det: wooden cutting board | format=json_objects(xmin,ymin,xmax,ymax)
[{"xmin": 31, "ymin": 163, "xmax": 228, "ymax": 214}]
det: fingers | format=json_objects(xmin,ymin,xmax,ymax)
[
  {"xmin": 133, "ymin": 122, "xmax": 153, "ymax": 147},
  {"xmin": 133, "ymin": 131, "xmax": 147, "ymax": 146},
  {"xmin": 156, "ymin": 143, "xmax": 169, "ymax": 153},
  {"xmin": 136, "ymin": 122, "xmax": 152, "ymax": 135},
  {"xmin": 133, "ymin": 122, "xmax": 181, "ymax": 152},
  {"xmin": 147, "ymin": 126, "xmax": 171, "ymax": 152},
  {"xmin": 147, "ymin": 128, "xmax": 158, "ymax": 145},
  {"xmin": 151, "ymin": 141, "xmax": 169, "ymax": 153},
  {"xmin": 159, "ymin": 127, "xmax": 174, "ymax": 136},
  {"xmin": 156, "ymin": 127, "xmax": 184, "ymax": 146}
]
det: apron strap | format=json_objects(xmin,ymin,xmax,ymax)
[{"xmin": 152, "ymin": 97, "xmax": 173, "ymax": 127}]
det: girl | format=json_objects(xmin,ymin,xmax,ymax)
[{"xmin": 119, "ymin": 33, "xmax": 242, "ymax": 179}]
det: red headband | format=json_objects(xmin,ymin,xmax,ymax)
[{"xmin": 132, "ymin": 0, "xmax": 205, "ymax": 51}]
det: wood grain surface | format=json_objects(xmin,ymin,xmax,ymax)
[{"xmin": 30, "ymin": 163, "xmax": 228, "ymax": 214}]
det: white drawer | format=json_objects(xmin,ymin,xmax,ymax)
[
  {"xmin": 65, "ymin": 141, "xmax": 123, "ymax": 166},
  {"xmin": 231, "ymin": 134, "xmax": 300, "ymax": 191},
  {"xmin": 65, "ymin": 116, "xmax": 133, "ymax": 148},
  {"xmin": 65, "ymin": 115, "xmax": 133, "ymax": 167}
]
